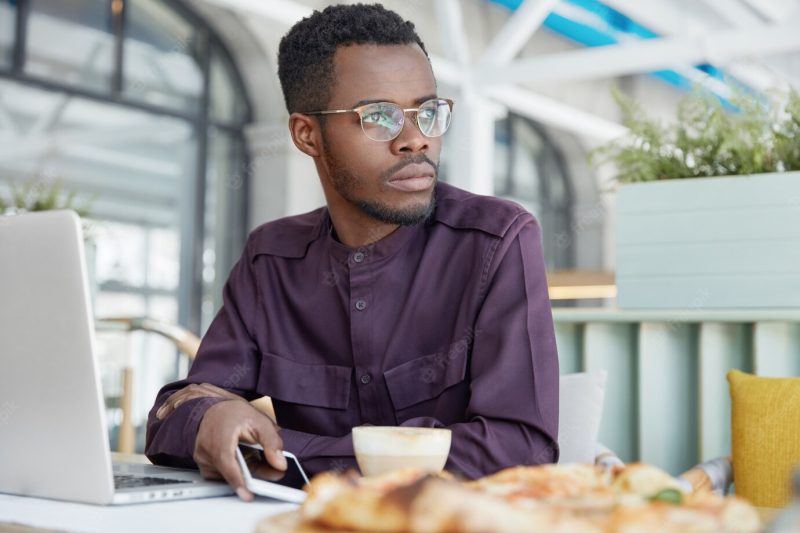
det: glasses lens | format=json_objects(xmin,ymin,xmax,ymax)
[
  {"xmin": 416, "ymin": 99, "xmax": 452, "ymax": 138},
  {"xmin": 359, "ymin": 103, "xmax": 404, "ymax": 141}
]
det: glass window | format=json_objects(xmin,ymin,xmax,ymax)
[
  {"xmin": 209, "ymin": 44, "xmax": 248, "ymax": 124},
  {"xmin": 509, "ymin": 120, "xmax": 543, "ymax": 202},
  {"xmin": 494, "ymin": 115, "xmax": 574, "ymax": 271},
  {"xmin": 96, "ymin": 222, "xmax": 148, "ymax": 288},
  {"xmin": 0, "ymin": 78, "xmax": 194, "ymax": 426},
  {"xmin": 25, "ymin": 0, "xmax": 115, "ymax": 91},
  {"xmin": 124, "ymin": 0, "xmax": 203, "ymax": 112},
  {"xmin": 148, "ymin": 227, "xmax": 180, "ymax": 291},
  {"xmin": 2, "ymin": 0, "xmax": 252, "ymax": 451},
  {"xmin": 202, "ymin": 127, "xmax": 246, "ymax": 331},
  {"xmin": 0, "ymin": 0, "xmax": 14, "ymax": 69}
]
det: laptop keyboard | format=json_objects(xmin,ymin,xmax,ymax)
[{"xmin": 114, "ymin": 474, "xmax": 193, "ymax": 489}]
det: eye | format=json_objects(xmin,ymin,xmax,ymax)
[
  {"xmin": 363, "ymin": 111, "xmax": 386, "ymax": 124},
  {"xmin": 361, "ymin": 106, "xmax": 398, "ymax": 129},
  {"xmin": 418, "ymin": 107, "xmax": 436, "ymax": 120}
]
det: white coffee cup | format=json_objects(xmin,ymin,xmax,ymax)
[{"xmin": 351, "ymin": 426, "xmax": 452, "ymax": 477}]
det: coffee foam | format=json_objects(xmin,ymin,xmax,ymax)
[{"xmin": 352, "ymin": 427, "xmax": 452, "ymax": 456}]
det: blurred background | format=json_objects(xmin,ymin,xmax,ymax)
[{"xmin": 1, "ymin": 0, "xmax": 798, "ymax": 465}]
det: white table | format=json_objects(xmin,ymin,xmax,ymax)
[
  {"xmin": 0, "ymin": 492, "xmax": 297, "ymax": 533},
  {"xmin": 0, "ymin": 454, "xmax": 297, "ymax": 533}
]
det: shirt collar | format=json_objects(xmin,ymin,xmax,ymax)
[{"xmin": 322, "ymin": 207, "xmax": 425, "ymax": 266}]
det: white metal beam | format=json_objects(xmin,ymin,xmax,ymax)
[
  {"xmin": 739, "ymin": 0, "xmax": 795, "ymax": 22},
  {"xmin": 429, "ymin": 55, "xmax": 465, "ymax": 87},
  {"xmin": 446, "ymin": 90, "xmax": 496, "ymax": 195},
  {"xmin": 478, "ymin": 0, "xmax": 562, "ymax": 66},
  {"xmin": 476, "ymin": 23, "xmax": 800, "ymax": 85},
  {"xmin": 200, "ymin": 0, "xmax": 311, "ymax": 25},
  {"xmin": 484, "ymin": 85, "xmax": 627, "ymax": 141},
  {"xmin": 198, "ymin": 0, "xmax": 627, "ymax": 145},
  {"xmin": 604, "ymin": 0, "xmax": 793, "ymax": 92},
  {"xmin": 603, "ymin": 0, "xmax": 693, "ymax": 37},
  {"xmin": 435, "ymin": 0, "xmax": 471, "ymax": 66},
  {"xmin": 701, "ymin": 0, "xmax": 765, "ymax": 27}
]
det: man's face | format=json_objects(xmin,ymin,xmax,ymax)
[{"xmin": 318, "ymin": 43, "xmax": 443, "ymax": 226}]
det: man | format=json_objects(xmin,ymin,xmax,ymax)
[{"xmin": 145, "ymin": 3, "xmax": 559, "ymax": 501}]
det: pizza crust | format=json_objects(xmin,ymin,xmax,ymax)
[{"xmin": 263, "ymin": 463, "xmax": 760, "ymax": 533}]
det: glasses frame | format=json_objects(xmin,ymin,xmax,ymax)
[{"xmin": 302, "ymin": 98, "xmax": 454, "ymax": 142}]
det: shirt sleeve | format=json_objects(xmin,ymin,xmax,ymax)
[
  {"xmin": 144, "ymin": 247, "xmax": 263, "ymax": 468},
  {"xmin": 271, "ymin": 215, "xmax": 560, "ymax": 480},
  {"xmin": 402, "ymin": 215, "xmax": 559, "ymax": 478}
]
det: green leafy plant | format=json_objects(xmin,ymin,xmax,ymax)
[
  {"xmin": 591, "ymin": 87, "xmax": 800, "ymax": 183},
  {"xmin": 1, "ymin": 178, "xmax": 97, "ymax": 238},
  {"xmin": 5, "ymin": 178, "xmax": 94, "ymax": 216}
]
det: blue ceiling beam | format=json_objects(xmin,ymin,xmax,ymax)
[{"xmin": 488, "ymin": 0, "xmax": 749, "ymax": 107}]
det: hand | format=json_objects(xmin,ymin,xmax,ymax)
[
  {"xmin": 155, "ymin": 383, "xmax": 245, "ymax": 420},
  {"xmin": 194, "ymin": 400, "xmax": 287, "ymax": 501}
]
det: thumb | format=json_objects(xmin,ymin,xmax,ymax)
[
  {"xmin": 263, "ymin": 447, "xmax": 288, "ymax": 472},
  {"xmin": 254, "ymin": 422, "xmax": 287, "ymax": 471}
]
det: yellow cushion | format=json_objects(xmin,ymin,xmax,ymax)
[{"xmin": 728, "ymin": 369, "xmax": 800, "ymax": 508}]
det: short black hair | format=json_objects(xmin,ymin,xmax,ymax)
[{"xmin": 277, "ymin": 3, "xmax": 430, "ymax": 114}]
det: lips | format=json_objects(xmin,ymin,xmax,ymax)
[{"xmin": 386, "ymin": 164, "xmax": 436, "ymax": 193}]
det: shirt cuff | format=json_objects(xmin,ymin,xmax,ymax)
[
  {"xmin": 145, "ymin": 395, "xmax": 229, "ymax": 469},
  {"xmin": 278, "ymin": 427, "xmax": 316, "ymax": 457}
]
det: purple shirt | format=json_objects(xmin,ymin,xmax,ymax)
[{"xmin": 145, "ymin": 183, "xmax": 559, "ymax": 479}]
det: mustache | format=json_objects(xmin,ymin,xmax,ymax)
[{"xmin": 380, "ymin": 154, "xmax": 439, "ymax": 181}]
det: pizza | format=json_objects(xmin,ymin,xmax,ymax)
[{"xmin": 257, "ymin": 463, "xmax": 760, "ymax": 533}]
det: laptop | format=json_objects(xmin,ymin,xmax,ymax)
[{"xmin": 0, "ymin": 209, "xmax": 237, "ymax": 505}]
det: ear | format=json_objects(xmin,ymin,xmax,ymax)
[{"xmin": 288, "ymin": 113, "xmax": 322, "ymax": 158}]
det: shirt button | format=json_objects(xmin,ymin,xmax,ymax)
[
  {"xmin": 355, "ymin": 299, "xmax": 367, "ymax": 311},
  {"xmin": 353, "ymin": 251, "xmax": 365, "ymax": 263},
  {"xmin": 360, "ymin": 373, "xmax": 372, "ymax": 385}
]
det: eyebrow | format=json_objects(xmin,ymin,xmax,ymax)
[{"xmin": 352, "ymin": 94, "xmax": 438, "ymax": 108}]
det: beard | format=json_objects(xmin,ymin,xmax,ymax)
[{"xmin": 322, "ymin": 140, "xmax": 438, "ymax": 226}]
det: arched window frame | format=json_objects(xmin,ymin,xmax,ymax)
[
  {"xmin": 494, "ymin": 113, "xmax": 575, "ymax": 273},
  {"xmin": 0, "ymin": 0, "xmax": 252, "ymax": 335}
]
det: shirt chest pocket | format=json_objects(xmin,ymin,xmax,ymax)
[
  {"xmin": 383, "ymin": 343, "xmax": 470, "ymax": 422},
  {"xmin": 256, "ymin": 352, "xmax": 352, "ymax": 409}
]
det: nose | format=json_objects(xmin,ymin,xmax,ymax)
[{"xmin": 391, "ymin": 112, "xmax": 430, "ymax": 154}]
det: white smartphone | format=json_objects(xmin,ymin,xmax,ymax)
[{"xmin": 235, "ymin": 442, "xmax": 309, "ymax": 503}]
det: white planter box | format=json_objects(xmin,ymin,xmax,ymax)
[{"xmin": 616, "ymin": 171, "xmax": 800, "ymax": 309}]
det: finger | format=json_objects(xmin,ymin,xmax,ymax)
[
  {"xmin": 254, "ymin": 423, "xmax": 287, "ymax": 472},
  {"xmin": 156, "ymin": 391, "xmax": 206, "ymax": 419},
  {"xmin": 250, "ymin": 461, "xmax": 285, "ymax": 482},
  {"xmin": 197, "ymin": 465, "xmax": 224, "ymax": 481},
  {"xmin": 214, "ymin": 437, "xmax": 252, "ymax": 502},
  {"xmin": 235, "ymin": 487, "xmax": 254, "ymax": 502},
  {"xmin": 156, "ymin": 394, "xmax": 185, "ymax": 419},
  {"xmin": 196, "ymin": 382, "xmax": 232, "ymax": 395},
  {"xmin": 196, "ymin": 383, "xmax": 243, "ymax": 401},
  {"xmin": 241, "ymin": 443, "xmax": 286, "ymax": 481},
  {"xmin": 240, "ymin": 446, "xmax": 285, "ymax": 482},
  {"xmin": 156, "ymin": 384, "xmax": 205, "ymax": 419},
  {"xmin": 262, "ymin": 448, "xmax": 287, "ymax": 472}
]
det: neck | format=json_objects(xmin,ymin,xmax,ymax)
[{"xmin": 327, "ymin": 206, "xmax": 399, "ymax": 248}]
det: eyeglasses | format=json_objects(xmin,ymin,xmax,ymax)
[{"xmin": 302, "ymin": 98, "xmax": 454, "ymax": 142}]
